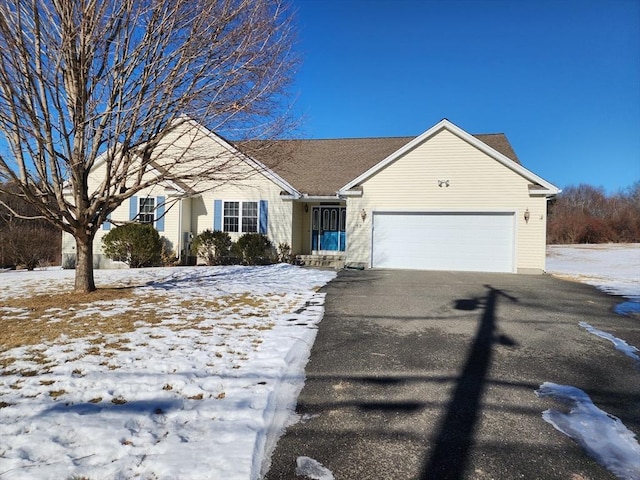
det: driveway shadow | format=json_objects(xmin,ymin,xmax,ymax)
[{"xmin": 421, "ymin": 285, "xmax": 518, "ymax": 479}]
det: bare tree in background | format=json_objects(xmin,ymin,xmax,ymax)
[
  {"xmin": 0, "ymin": 183, "xmax": 61, "ymax": 269},
  {"xmin": 0, "ymin": 0, "xmax": 298, "ymax": 292},
  {"xmin": 547, "ymin": 182, "xmax": 640, "ymax": 244}
]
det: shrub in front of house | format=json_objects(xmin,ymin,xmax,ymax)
[
  {"xmin": 191, "ymin": 229, "xmax": 234, "ymax": 265},
  {"xmin": 160, "ymin": 238, "xmax": 179, "ymax": 267},
  {"xmin": 234, "ymin": 233, "xmax": 275, "ymax": 265},
  {"xmin": 102, "ymin": 223, "xmax": 163, "ymax": 268},
  {"xmin": 277, "ymin": 242, "xmax": 295, "ymax": 264}
]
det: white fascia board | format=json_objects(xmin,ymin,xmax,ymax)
[
  {"xmin": 339, "ymin": 118, "xmax": 561, "ymax": 196},
  {"xmin": 339, "ymin": 119, "xmax": 451, "ymax": 192},
  {"xmin": 530, "ymin": 186, "xmax": 563, "ymax": 197},
  {"xmin": 182, "ymin": 117, "xmax": 301, "ymax": 199},
  {"xmin": 339, "ymin": 189, "xmax": 363, "ymax": 197},
  {"xmin": 299, "ymin": 195, "xmax": 342, "ymax": 202}
]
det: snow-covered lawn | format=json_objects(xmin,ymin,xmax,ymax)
[
  {"xmin": 0, "ymin": 264, "xmax": 335, "ymax": 480},
  {"xmin": 1, "ymin": 246, "xmax": 638, "ymax": 480},
  {"xmin": 544, "ymin": 244, "xmax": 640, "ymax": 480},
  {"xmin": 547, "ymin": 243, "xmax": 640, "ymax": 314}
]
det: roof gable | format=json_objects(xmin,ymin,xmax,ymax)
[
  {"xmin": 242, "ymin": 137, "xmax": 414, "ymax": 196},
  {"xmin": 244, "ymin": 130, "xmax": 527, "ymax": 197},
  {"xmin": 339, "ymin": 119, "xmax": 559, "ymax": 196},
  {"xmin": 167, "ymin": 118, "xmax": 301, "ymax": 197}
]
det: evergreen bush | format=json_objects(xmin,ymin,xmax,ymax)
[
  {"xmin": 191, "ymin": 229, "xmax": 234, "ymax": 265},
  {"xmin": 102, "ymin": 223, "xmax": 162, "ymax": 268},
  {"xmin": 235, "ymin": 233, "xmax": 275, "ymax": 265}
]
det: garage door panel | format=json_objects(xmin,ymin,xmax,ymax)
[{"xmin": 372, "ymin": 212, "xmax": 515, "ymax": 272}]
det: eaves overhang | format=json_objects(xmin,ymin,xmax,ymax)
[
  {"xmin": 181, "ymin": 117, "xmax": 302, "ymax": 199},
  {"xmin": 338, "ymin": 119, "xmax": 561, "ymax": 197}
]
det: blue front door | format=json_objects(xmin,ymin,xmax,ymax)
[{"xmin": 312, "ymin": 206, "xmax": 346, "ymax": 252}]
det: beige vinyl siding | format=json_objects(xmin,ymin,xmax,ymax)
[
  {"xmin": 291, "ymin": 202, "xmax": 305, "ymax": 255},
  {"xmin": 197, "ymin": 178, "xmax": 293, "ymax": 249},
  {"xmin": 62, "ymin": 155, "xmax": 184, "ymax": 268},
  {"xmin": 64, "ymin": 120, "xmax": 292, "ymax": 268},
  {"xmin": 151, "ymin": 121, "xmax": 252, "ymax": 186},
  {"xmin": 179, "ymin": 197, "xmax": 192, "ymax": 259},
  {"xmin": 155, "ymin": 120, "xmax": 294, "ymax": 250},
  {"xmin": 346, "ymin": 129, "xmax": 549, "ymax": 272}
]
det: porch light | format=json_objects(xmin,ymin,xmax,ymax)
[
  {"xmin": 360, "ymin": 209, "xmax": 367, "ymax": 221},
  {"xmin": 304, "ymin": 204, "xmax": 308, "ymax": 213},
  {"xmin": 524, "ymin": 208, "xmax": 530, "ymax": 223}
]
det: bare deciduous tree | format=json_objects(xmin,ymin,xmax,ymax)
[
  {"xmin": 0, "ymin": 0, "xmax": 298, "ymax": 292},
  {"xmin": 548, "ymin": 182, "xmax": 640, "ymax": 244},
  {"xmin": 0, "ymin": 183, "xmax": 61, "ymax": 269}
]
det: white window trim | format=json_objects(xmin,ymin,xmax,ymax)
[
  {"xmin": 139, "ymin": 197, "xmax": 155, "ymax": 224},
  {"xmin": 223, "ymin": 200, "xmax": 259, "ymax": 234}
]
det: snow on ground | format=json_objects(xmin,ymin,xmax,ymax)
[
  {"xmin": 0, "ymin": 264, "xmax": 335, "ymax": 480},
  {"xmin": 543, "ymin": 244, "xmax": 640, "ymax": 479},
  {"xmin": 579, "ymin": 322, "xmax": 640, "ymax": 366},
  {"xmin": 295, "ymin": 456, "xmax": 335, "ymax": 480},
  {"xmin": 536, "ymin": 383, "xmax": 640, "ymax": 480},
  {"xmin": 546, "ymin": 244, "xmax": 640, "ymax": 314}
]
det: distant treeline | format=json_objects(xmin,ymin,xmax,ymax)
[
  {"xmin": 548, "ymin": 182, "xmax": 640, "ymax": 244},
  {"xmin": 0, "ymin": 183, "xmax": 61, "ymax": 269}
]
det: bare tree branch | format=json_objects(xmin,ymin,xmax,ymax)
[{"xmin": 0, "ymin": 0, "xmax": 299, "ymax": 291}]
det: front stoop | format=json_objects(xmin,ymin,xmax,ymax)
[{"xmin": 296, "ymin": 254, "xmax": 346, "ymax": 269}]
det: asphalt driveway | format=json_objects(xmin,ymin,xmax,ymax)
[{"xmin": 265, "ymin": 269, "xmax": 640, "ymax": 480}]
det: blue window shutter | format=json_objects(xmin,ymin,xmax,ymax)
[
  {"xmin": 129, "ymin": 196, "xmax": 138, "ymax": 221},
  {"xmin": 156, "ymin": 196, "xmax": 165, "ymax": 232},
  {"xmin": 102, "ymin": 213, "xmax": 111, "ymax": 231},
  {"xmin": 213, "ymin": 200, "xmax": 222, "ymax": 231},
  {"xmin": 259, "ymin": 200, "xmax": 268, "ymax": 234}
]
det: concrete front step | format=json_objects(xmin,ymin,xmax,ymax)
[{"xmin": 296, "ymin": 254, "xmax": 346, "ymax": 269}]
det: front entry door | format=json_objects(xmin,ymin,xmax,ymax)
[{"xmin": 312, "ymin": 206, "xmax": 346, "ymax": 252}]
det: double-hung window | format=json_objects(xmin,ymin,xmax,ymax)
[
  {"xmin": 223, "ymin": 201, "xmax": 239, "ymax": 232},
  {"xmin": 223, "ymin": 201, "xmax": 258, "ymax": 233},
  {"xmin": 242, "ymin": 202, "xmax": 258, "ymax": 233},
  {"xmin": 139, "ymin": 198, "xmax": 155, "ymax": 224}
]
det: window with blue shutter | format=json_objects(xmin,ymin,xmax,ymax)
[
  {"xmin": 156, "ymin": 196, "xmax": 165, "ymax": 232},
  {"xmin": 213, "ymin": 200, "xmax": 222, "ymax": 231},
  {"xmin": 102, "ymin": 213, "xmax": 112, "ymax": 231},
  {"xmin": 259, "ymin": 200, "xmax": 268, "ymax": 234},
  {"xmin": 129, "ymin": 196, "xmax": 138, "ymax": 221}
]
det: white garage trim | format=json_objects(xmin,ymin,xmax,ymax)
[{"xmin": 371, "ymin": 211, "xmax": 516, "ymax": 273}]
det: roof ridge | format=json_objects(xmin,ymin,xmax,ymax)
[
  {"xmin": 244, "ymin": 136, "xmax": 416, "ymax": 142},
  {"xmin": 241, "ymin": 133, "xmax": 505, "ymax": 142}
]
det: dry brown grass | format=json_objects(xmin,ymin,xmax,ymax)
[
  {"xmin": 1, "ymin": 285, "xmax": 288, "ymax": 376},
  {"xmin": 1, "ymin": 289, "xmax": 137, "ymax": 350}
]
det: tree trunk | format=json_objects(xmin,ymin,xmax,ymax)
[{"xmin": 75, "ymin": 234, "xmax": 96, "ymax": 293}]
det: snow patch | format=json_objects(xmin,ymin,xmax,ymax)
[
  {"xmin": 0, "ymin": 265, "xmax": 336, "ymax": 480},
  {"xmin": 579, "ymin": 322, "xmax": 640, "ymax": 365},
  {"xmin": 546, "ymin": 244, "xmax": 640, "ymax": 315},
  {"xmin": 536, "ymin": 382, "xmax": 640, "ymax": 480},
  {"xmin": 295, "ymin": 456, "xmax": 335, "ymax": 480}
]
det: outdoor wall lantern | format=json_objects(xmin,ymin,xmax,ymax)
[
  {"xmin": 304, "ymin": 204, "xmax": 308, "ymax": 213},
  {"xmin": 360, "ymin": 209, "xmax": 367, "ymax": 221},
  {"xmin": 438, "ymin": 179, "xmax": 450, "ymax": 188},
  {"xmin": 524, "ymin": 208, "xmax": 530, "ymax": 223}
]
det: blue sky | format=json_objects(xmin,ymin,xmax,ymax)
[{"xmin": 291, "ymin": 0, "xmax": 640, "ymax": 194}]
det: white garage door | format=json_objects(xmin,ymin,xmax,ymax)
[{"xmin": 372, "ymin": 212, "xmax": 515, "ymax": 272}]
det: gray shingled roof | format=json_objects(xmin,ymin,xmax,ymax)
[{"xmin": 241, "ymin": 133, "xmax": 521, "ymax": 196}]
